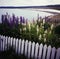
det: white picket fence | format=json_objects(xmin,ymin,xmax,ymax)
[{"xmin": 0, "ymin": 35, "xmax": 60, "ymax": 59}]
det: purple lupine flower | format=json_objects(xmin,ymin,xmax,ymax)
[
  {"xmin": 22, "ymin": 17, "xmax": 25, "ymax": 23},
  {"xmin": 12, "ymin": 13, "xmax": 16, "ymax": 24},
  {"xmin": 5, "ymin": 14, "xmax": 8, "ymax": 24},
  {"xmin": 3, "ymin": 12, "xmax": 10, "ymax": 24},
  {"xmin": 20, "ymin": 16, "xmax": 23, "ymax": 24},
  {"xmin": 6, "ymin": 12, "xmax": 9, "ymax": 19},
  {"xmin": 1, "ymin": 15, "xmax": 4, "ymax": 23},
  {"xmin": 8, "ymin": 15, "xmax": 11, "ymax": 24},
  {"xmin": 15, "ymin": 16, "xmax": 19, "ymax": 25},
  {"xmin": 9, "ymin": 17, "xmax": 13, "ymax": 27},
  {"xmin": 3, "ymin": 15, "xmax": 6, "ymax": 23},
  {"xmin": 10, "ymin": 16, "xmax": 15, "ymax": 28}
]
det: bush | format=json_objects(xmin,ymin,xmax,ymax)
[{"xmin": 54, "ymin": 25, "xmax": 60, "ymax": 38}]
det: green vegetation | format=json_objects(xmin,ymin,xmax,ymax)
[{"xmin": 0, "ymin": 20, "xmax": 60, "ymax": 48}]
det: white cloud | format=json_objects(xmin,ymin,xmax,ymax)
[{"xmin": 0, "ymin": 0, "xmax": 60, "ymax": 6}]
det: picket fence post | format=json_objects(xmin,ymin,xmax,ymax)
[
  {"xmin": 51, "ymin": 47, "xmax": 56, "ymax": 59},
  {"xmin": 42, "ymin": 44, "xmax": 47, "ymax": 59},
  {"xmin": 28, "ymin": 41, "xmax": 32, "ymax": 58},
  {"xmin": 46, "ymin": 45, "xmax": 52, "ymax": 59},
  {"xmin": 25, "ymin": 40, "xmax": 28, "ymax": 56},
  {"xmin": 15, "ymin": 39, "xmax": 19, "ymax": 53},
  {"xmin": 38, "ymin": 43, "xmax": 43, "ymax": 59},
  {"xmin": 56, "ymin": 48, "xmax": 60, "ymax": 59},
  {"xmin": 21, "ymin": 39, "xmax": 25, "ymax": 54},
  {"xmin": 34, "ymin": 43, "xmax": 39, "ymax": 59},
  {"xmin": 18, "ymin": 39, "xmax": 21, "ymax": 54}
]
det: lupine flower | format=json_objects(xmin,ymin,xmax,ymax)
[
  {"xmin": 20, "ymin": 16, "xmax": 23, "ymax": 24},
  {"xmin": 23, "ymin": 17, "xmax": 25, "ymax": 23},
  {"xmin": 16, "ymin": 16, "xmax": 19, "ymax": 24},
  {"xmin": 12, "ymin": 14, "xmax": 15, "ymax": 19},
  {"xmin": 43, "ymin": 19, "xmax": 45, "ymax": 24},
  {"xmin": 20, "ymin": 28, "xmax": 22, "ymax": 32},
  {"xmin": 9, "ymin": 17, "xmax": 13, "ymax": 27},
  {"xmin": 43, "ymin": 33, "xmax": 46, "ymax": 37},
  {"xmin": 36, "ymin": 25, "xmax": 39, "ymax": 34},
  {"xmin": 7, "ymin": 15, "xmax": 11, "ymax": 26},
  {"xmin": 43, "ymin": 34, "xmax": 46, "ymax": 42},
  {"xmin": 28, "ymin": 22, "xmax": 31, "ymax": 31},
  {"xmin": 2, "ymin": 13, "xmax": 10, "ymax": 25},
  {"xmin": 6, "ymin": 12, "xmax": 9, "ymax": 20},
  {"xmin": 49, "ymin": 30, "xmax": 52, "ymax": 34},
  {"xmin": 39, "ymin": 34, "xmax": 42, "ymax": 40},
  {"xmin": 23, "ymin": 27, "xmax": 26, "ymax": 31},
  {"xmin": 51, "ymin": 24, "xmax": 54, "ymax": 30},
  {"xmin": 1, "ymin": 15, "xmax": 4, "ymax": 23},
  {"xmin": 42, "ymin": 26, "xmax": 44, "ymax": 29},
  {"xmin": 4, "ymin": 14, "xmax": 8, "ymax": 24},
  {"xmin": 33, "ymin": 18, "xmax": 35, "ymax": 24},
  {"xmin": 41, "ymin": 23, "xmax": 43, "ymax": 26},
  {"xmin": 10, "ymin": 16, "xmax": 15, "ymax": 27},
  {"xmin": 39, "ymin": 16, "xmax": 42, "ymax": 22},
  {"xmin": 37, "ymin": 14, "xmax": 39, "ymax": 20},
  {"xmin": 44, "ymin": 30, "xmax": 47, "ymax": 34},
  {"xmin": 44, "ymin": 38, "xmax": 46, "ymax": 42},
  {"xmin": 12, "ymin": 14, "xmax": 16, "ymax": 24}
]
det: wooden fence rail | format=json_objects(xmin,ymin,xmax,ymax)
[{"xmin": 0, "ymin": 35, "xmax": 60, "ymax": 59}]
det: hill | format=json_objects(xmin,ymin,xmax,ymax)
[{"xmin": 0, "ymin": 4, "xmax": 60, "ymax": 10}]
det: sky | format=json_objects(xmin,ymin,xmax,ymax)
[{"xmin": 0, "ymin": 0, "xmax": 60, "ymax": 6}]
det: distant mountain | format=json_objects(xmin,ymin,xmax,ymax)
[
  {"xmin": 46, "ymin": 5, "xmax": 60, "ymax": 10},
  {"xmin": 0, "ymin": 5, "xmax": 60, "ymax": 10}
]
